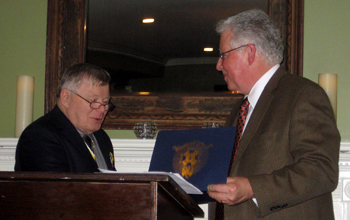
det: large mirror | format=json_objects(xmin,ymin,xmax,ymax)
[
  {"xmin": 45, "ymin": 0, "xmax": 304, "ymax": 130},
  {"xmin": 86, "ymin": 0, "xmax": 269, "ymax": 94}
]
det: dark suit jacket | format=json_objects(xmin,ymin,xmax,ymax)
[
  {"xmin": 15, "ymin": 105, "xmax": 115, "ymax": 173},
  {"xmin": 209, "ymin": 68, "xmax": 340, "ymax": 220}
]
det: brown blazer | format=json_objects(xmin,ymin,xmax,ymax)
[{"xmin": 209, "ymin": 68, "xmax": 340, "ymax": 220}]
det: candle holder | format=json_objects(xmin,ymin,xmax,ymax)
[{"xmin": 133, "ymin": 122, "xmax": 157, "ymax": 139}]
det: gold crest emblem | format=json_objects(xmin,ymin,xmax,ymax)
[{"xmin": 172, "ymin": 141, "xmax": 212, "ymax": 179}]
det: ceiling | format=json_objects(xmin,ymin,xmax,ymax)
[{"xmin": 86, "ymin": 0, "xmax": 268, "ymax": 66}]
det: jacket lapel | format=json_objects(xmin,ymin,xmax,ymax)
[
  {"xmin": 230, "ymin": 68, "xmax": 286, "ymax": 172},
  {"xmin": 53, "ymin": 106, "xmax": 98, "ymax": 170}
]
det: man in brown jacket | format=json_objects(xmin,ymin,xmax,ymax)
[{"xmin": 207, "ymin": 9, "xmax": 340, "ymax": 220}]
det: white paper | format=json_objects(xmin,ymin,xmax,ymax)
[{"xmin": 98, "ymin": 169, "xmax": 203, "ymax": 195}]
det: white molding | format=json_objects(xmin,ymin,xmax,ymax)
[
  {"xmin": 2, "ymin": 138, "xmax": 350, "ymax": 220},
  {"xmin": 0, "ymin": 138, "xmax": 18, "ymax": 171},
  {"xmin": 111, "ymin": 139, "xmax": 155, "ymax": 172}
]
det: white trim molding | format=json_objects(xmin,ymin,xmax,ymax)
[{"xmin": 1, "ymin": 138, "xmax": 350, "ymax": 220}]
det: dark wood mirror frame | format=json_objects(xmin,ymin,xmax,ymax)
[{"xmin": 45, "ymin": 0, "xmax": 304, "ymax": 130}]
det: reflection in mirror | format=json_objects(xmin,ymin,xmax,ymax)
[
  {"xmin": 45, "ymin": 0, "xmax": 303, "ymax": 129},
  {"xmin": 86, "ymin": 0, "xmax": 268, "ymax": 94}
]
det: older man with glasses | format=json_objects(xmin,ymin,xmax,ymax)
[{"xmin": 15, "ymin": 63, "xmax": 116, "ymax": 173}]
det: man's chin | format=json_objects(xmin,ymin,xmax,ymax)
[
  {"xmin": 89, "ymin": 124, "xmax": 102, "ymax": 133},
  {"xmin": 227, "ymin": 85, "xmax": 236, "ymax": 91}
]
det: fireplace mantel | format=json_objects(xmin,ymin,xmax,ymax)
[{"xmin": 1, "ymin": 138, "xmax": 350, "ymax": 220}]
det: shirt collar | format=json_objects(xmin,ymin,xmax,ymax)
[
  {"xmin": 246, "ymin": 64, "xmax": 280, "ymax": 109},
  {"xmin": 77, "ymin": 129, "xmax": 84, "ymax": 138},
  {"xmin": 77, "ymin": 129, "xmax": 93, "ymax": 139}
]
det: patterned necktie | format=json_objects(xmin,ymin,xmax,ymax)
[
  {"xmin": 229, "ymin": 98, "xmax": 249, "ymax": 171},
  {"xmin": 215, "ymin": 98, "xmax": 250, "ymax": 220}
]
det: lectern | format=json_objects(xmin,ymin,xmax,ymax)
[{"xmin": 0, "ymin": 172, "xmax": 204, "ymax": 220}]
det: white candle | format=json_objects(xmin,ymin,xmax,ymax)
[
  {"xmin": 318, "ymin": 73, "xmax": 337, "ymax": 120},
  {"xmin": 15, "ymin": 75, "xmax": 35, "ymax": 137}
]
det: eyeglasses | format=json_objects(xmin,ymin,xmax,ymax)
[
  {"xmin": 219, "ymin": 44, "xmax": 248, "ymax": 60},
  {"xmin": 69, "ymin": 90, "xmax": 115, "ymax": 112}
]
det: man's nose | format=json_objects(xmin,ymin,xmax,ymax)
[{"xmin": 216, "ymin": 58, "xmax": 223, "ymax": 71}]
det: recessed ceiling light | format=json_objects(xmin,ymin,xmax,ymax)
[
  {"xmin": 142, "ymin": 18, "xmax": 154, "ymax": 23},
  {"xmin": 204, "ymin": 47, "xmax": 213, "ymax": 52}
]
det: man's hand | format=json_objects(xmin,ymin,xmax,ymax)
[{"xmin": 207, "ymin": 177, "xmax": 254, "ymax": 205}]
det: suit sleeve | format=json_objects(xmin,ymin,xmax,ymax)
[
  {"xmin": 15, "ymin": 124, "xmax": 70, "ymax": 172},
  {"xmin": 247, "ymin": 83, "xmax": 340, "ymax": 217}
]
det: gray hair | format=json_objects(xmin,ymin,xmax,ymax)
[
  {"xmin": 216, "ymin": 9, "xmax": 284, "ymax": 66},
  {"xmin": 58, "ymin": 63, "xmax": 111, "ymax": 96}
]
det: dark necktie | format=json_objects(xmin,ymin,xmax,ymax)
[
  {"xmin": 83, "ymin": 135, "xmax": 95, "ymax": 153},
  {"xmin": 215, "ymin": 98, "xmax": 250, "ymax": 220},
  {"xmin": 229, "ymin": 98, "xmax": 249, "ymax": 171}
]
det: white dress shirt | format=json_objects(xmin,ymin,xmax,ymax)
[{"xmin": 243, "ymin": 64, "xmax": 280, "ymax": 135}]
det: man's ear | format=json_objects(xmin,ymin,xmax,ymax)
[
  {"xmin": 59, "ymin": 89, "xmax": 71, "ymax": 108},
  {"xmin": 247, "ymin": 44, "xmax": 256, "ymax": 65}
]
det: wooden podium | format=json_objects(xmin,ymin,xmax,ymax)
[{"xmin": 0, "ymin": 172, "xmax": 204, "ymax": 220}]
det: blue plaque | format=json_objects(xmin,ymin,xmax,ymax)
[{"xmin": 149, "ymin": 127, "xmax": 236, "ymax": 202}]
